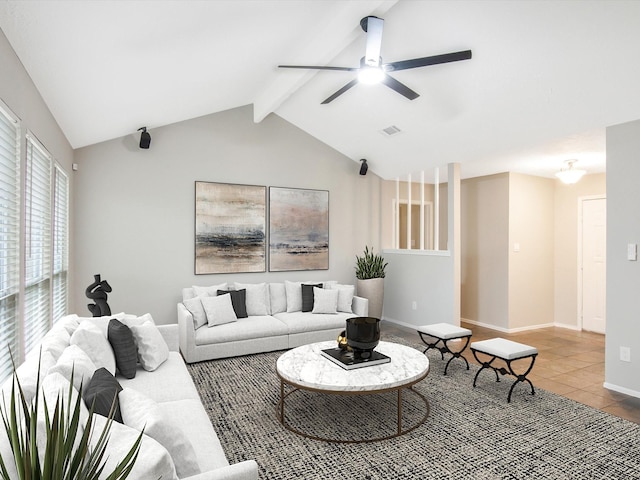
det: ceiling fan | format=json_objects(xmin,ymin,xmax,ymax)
[{"xmin": 279, "ymin": 16, "xmax": 472, "ymax": 104}]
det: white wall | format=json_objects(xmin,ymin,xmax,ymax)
[
  {"xmin": 605, "ymin": 119, "xmax": 640, "ymax": 396},
  {"xmin": 73, "ymin": 105, "xmax": 381, "ymax": 324}
]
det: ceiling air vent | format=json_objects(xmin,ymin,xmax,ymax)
[{"xmin": 380, "ymin": 125, "xmax": 402, "ymax": 137}]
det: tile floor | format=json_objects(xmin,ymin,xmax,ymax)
[{"xmin": 384, "ymin": 320, "xmax": 640, "ymax": 424}]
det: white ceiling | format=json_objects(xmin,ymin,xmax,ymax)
[{"xmin": 1, "ymin": 0, "xmax": 640, "ymax": 180}]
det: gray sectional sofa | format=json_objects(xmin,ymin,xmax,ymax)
[
  {"xmin": 178, "ymin": 280, "xmax": 368, "ymax": 363},
  {"xmin": 0, "ymin": 313, "xmax": 258, "ymax": 480}
]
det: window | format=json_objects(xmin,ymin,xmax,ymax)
[
  {"xmin": 23, "ymin": 133, "xmax": 52, "ymax": 355},
  {"xmin": 0, "ymin": 102, "xmax": 20, "ymax": 381},
  {"xmin": 52, "ymin": 165, "xmax": 68, "ymax": 323}
]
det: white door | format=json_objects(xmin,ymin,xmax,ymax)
[{"xmin": 581, "ymin": 197, "xmax": 606, "ymax": 333}]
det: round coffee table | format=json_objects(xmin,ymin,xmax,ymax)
[{"xmin": 276, "ymin": 340, "xmax": 430, "ymax": 443}]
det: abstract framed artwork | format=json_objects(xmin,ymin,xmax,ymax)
[
  {"xmin": 269, "ymin": 187, "xmax": 329, "ymax": 272},
  {"xmin": 195, "ymin": 181, "xmax": 266, "ymax": 274}
]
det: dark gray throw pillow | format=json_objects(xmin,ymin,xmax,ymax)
[
  {"xmin": 107, "ymin": 319, "xmax": 137, "ymax": 379},
  {"xmin": 302, "ymin": 283, "xmax": 323, "ymax": 312},
  {"xmin": 217, "ymin": 289, "xmax": 248, "ymax": 318},
  {"xmin": 83, "ymin": 367, "xmax": 123, "ymax": 423}
]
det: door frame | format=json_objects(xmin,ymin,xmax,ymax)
[{"xmin": 577, "ymin": 194, "xmax": 606, "ymax": 331}]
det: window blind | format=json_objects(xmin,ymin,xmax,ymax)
[
  {"xmin": 0, "ymin": 103, "xmax": 20, "ymax": 382},
  {"xmin": 23, "ymin": 134, "xmax": 51, "ymax": 355},
  {"xmin": 52, "ymin": 165, "xmax": 68, "ymax": 323}
]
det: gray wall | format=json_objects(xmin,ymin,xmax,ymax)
[
  {"xmin": 73, "ymin": 105, "xmax": 381, "ymax": 324},
  {"xmin": 0, "ymin": 28, "xmax": 75, "ymax": 312},
  {"xmin": 605, "ymin": 119, "xmax": 640, "ymax": 396}
]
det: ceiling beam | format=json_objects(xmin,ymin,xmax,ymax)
[{"xmin": 252, "ymin": 0, "xmax": 398, "ymax": 123}]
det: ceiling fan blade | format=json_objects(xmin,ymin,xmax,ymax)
[
  {"xmin": 362, "ymin": 16, "xmax": 384, "ymax": 67},
  {"xmin": 381, "ymin": 75, "xmax": 419, "ymax": 100},
  {"xmin": 278, "ymin": 65, "xmax": 356, "ymax": 71},
  {"xmin": 385, "ymin": 50, "xmax": 472, "ymax": 72},
  {"xmin": 321, "ymin": 79, "xmax": 359, "ymax": 104}
]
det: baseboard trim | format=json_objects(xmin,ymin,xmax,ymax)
[
  {"xmin": 382, "ymin": 317, "xmax": 422, "ymax": 330},
  {"xmin": 462, "ymin": 318, "xmax": 557, "ymax": 334},
  {"xmin": 603, "ymin": 382, "xmax": 640, "ymax": 399}
]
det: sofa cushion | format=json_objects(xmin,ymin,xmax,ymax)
[
  {"xmin": 53, "ymin": 314, "xmax": 81, "ymax": 335},
  {"xmin": 273, "ymin": 311, "xmax": 351, "ymax": 335},
  {"xmin": 157, "ymin": 399, "xmax": 231, "ymax": 472},
  {"xmin": 120, "ymin": 388, "xmax": 200, "ymax": 478},
  {"xmin": 301, "ymin": 283, "xmax": 323, "ymax": 312},
  {"xmin": 183, "ymin": 296, "xmax": 208, "ymax": 329},
  {"xmin": 39, "ymin": 328, "xmax": 70, "ymax": 361},
  {"xmin": 83, "ymin": 367, "xmax": 123, "ymax": 423},
  {"xmin": 269, "ymin": 283, "xmax": 286, "ymax": 314},
  {"xmin": 91, "ymin": 414, "xmax": 178, "ymax": 480},
  {"xmin": 330, "ymin": 284, "xmax": 355, "ymax": 313},
  {"xmin": 202, "ymin": 294, "xmax": 238, "ymax": 327},
  {"xmin": 312, "ymin": 287, "xmax": 338, "ymax": 314},
  {"xmin": 234, "ymin": 282, "xmax": 270, "ymax": 316},
  {"xmin": 118, "ymin": 352, "xmax": 200, "ymax": 403},
  {"xmin": 285, "ymin": 280, "xmax": 303, "ymax": 312},
  {"xmin": 129, "ymin": 321, "xmax": 169, "ymax": 372},
  {"xmin": 108, "ymin": 319, "xmax": 138, "ymax": 379},
  {"xmin": 70, "ymin": 322, "xmax": 116, "ymax": 375},
  {"xmin": 192, "ymin": 282, "xmax": 227, "ymax": 298},
  {"xmin": 1, "ymin": 350, "xmax": 56, "ymax": 405},
  {"xmin": 195, "ymin": 315, "xmax": 289, "ymax": 345},
  {"xmin": 217, "ymin": 289, "xmax": 248, "ymax": 319},
  {"xmin": 48, "ymin": 345, "xmax": 97, "ymax": 392}
]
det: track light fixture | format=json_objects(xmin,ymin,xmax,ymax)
[
  {"xmin": 138, "ymin": 127, "xmax": 151, "ymax": 149},
  {"xmin": 359, "ymin": 159, "xmax": 368, "ymax": 176}
]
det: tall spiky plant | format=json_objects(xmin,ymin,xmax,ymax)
[
  {"xmin": 0, "ymin": 352, "xmax": 142, "ymax": 480},
  {"xmin": 355, "ymin": 246, "xmax": 388, "ymax": 280}
]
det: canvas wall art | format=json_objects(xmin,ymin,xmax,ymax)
[
  {"xmin": 269, "ymin": 187, "xmax": 329, "ymax": 272},
  {"xmin": 195, "ymin": 182, "xmax": 266, "ymax": 274}
]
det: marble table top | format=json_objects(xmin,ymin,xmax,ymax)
[{"xmin": 276, "ymin": 341, "xmax": 430, "ymax": 392}]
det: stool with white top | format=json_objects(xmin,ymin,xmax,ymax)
[
  {"xmin": 416, "ymin": 323, "xmax": 473, "ymax": 375},
  {"xmin": 470, "ymin": 338, "xmax": 538, "ymax": 403}
]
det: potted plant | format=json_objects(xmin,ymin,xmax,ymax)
[
  {"xmin": 0, "ymin": 356, "xmax": 141, "ymax": 480},
  {"xmin": 355, "ymin": 246, "xmax": 388, "ymax": 319}
]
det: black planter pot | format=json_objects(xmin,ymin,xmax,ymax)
[{"xmin": 346, "ymin": 317, "xmax": 381, "ymax": 359}]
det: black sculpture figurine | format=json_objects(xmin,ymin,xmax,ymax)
[{"xmin": 86, "ymin": 274, "xmax": 112, "ymax": 317}]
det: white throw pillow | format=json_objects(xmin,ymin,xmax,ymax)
[
  {"xmin": 129, "ymin": 321, "xmax": 169, "ymax": 372},
  {"xmin": 70, "ymin": 323, "xmax": 116, "ymax": 375},
  {"xmin": 183, "ymin": 297, "xmax": 208, "ymax": 329},
  {"xmin": 54, "ymin": 314, "xmax": 81, "ymax": 335},
  {"xmin": 330, "ymin": 284, "xmax": 355, "ymax": 313},
  {"xmin": 48, "ymin": 345, "xmax": 97, "ymax": 392},
  {"xmin": 269, "ymin": 283, "xmax": 287, "ymax": 314},
  {"xmin": 121, "ymin": 312, "xmax": 155, "ymax": 328},
  {"xmin": 1, "ymin": 350, "xmax": 56, "ymax": 406},
  {"xmin": 91, "ymin": 414, "xmax": 178, "ymax": 480},
  {"xmin": 119, "ymin": 388, "xmax": 200, "ymax": 478},
  {"xmin": 77, "ymin": 313, "xmax": 127, "ymax": 337},
  {"xmin": 201, "ymin": 294, "xmax": 238, "ymax": 327},
  {"xmin": 312, "ymin": 287, "xmax": 339, "ymax": 314},
  {"xmin": 39, "ymin": 328, "xmax": 70, "ymax": 361},
  {"xmin": 285, "ymin": 280, "xmax": 303, "ymax": 313},
  {"xmin": 192, "ymin": 282, "xmax": 227, "ymax": 298},
  {"xmin": 234, "ymin": 282, "xmax": 270, "ymax": 316}
]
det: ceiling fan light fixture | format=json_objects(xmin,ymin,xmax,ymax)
[
  {"xmin": 358, "ymin": 66, "xmax": 384, "ymax": 85},
  {"xmin": 555, "ymin": 159, "xmax": 586, "ymax": 184}
]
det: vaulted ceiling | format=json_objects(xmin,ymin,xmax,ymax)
[{"xmin": 1, "ymin": 0, "xmax": 639, "ymax": 180}]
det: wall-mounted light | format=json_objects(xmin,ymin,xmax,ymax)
[
  {"xmin": 359, "ymin": 159, "xmax": 368, "ymax": 175},
  {"xmin": 138, "ymin": 127, "xmax": 151, "ymax": 149},
  {"xmin": 555, "ymin": 159, "xmax": 586, "ymax": 184}
]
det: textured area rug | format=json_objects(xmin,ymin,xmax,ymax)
[{"xmin": 187, "ymin": 335, "xmax": 640, "ymax": 479}]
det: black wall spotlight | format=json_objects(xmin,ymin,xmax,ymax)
[
  {"xmin": 138, "ymin": 127, "xmax": 151, "ymax": 149},
  {"xmin": 359, "ymin": 159, "xmax": 368, "ymax": 175}
]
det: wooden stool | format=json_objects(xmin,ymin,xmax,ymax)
[
  {"xmin": 417, "ymin": 323, "xmax": 472, "ymax": 375},
  {"xmin": 470, "ymin": 338, "xmax": 538, "ymax": 403}
]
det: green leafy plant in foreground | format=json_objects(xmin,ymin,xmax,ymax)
[
  {"xmin": 355, "ymin": 246, "xmax": 388, "ymax": 280},
  {"xmin": 0, "ymin": 352, "xmax": 142, "ymax": 480}
]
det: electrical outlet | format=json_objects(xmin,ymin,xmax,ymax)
[
  {"xmin": 411, "ymin": 301, "xmax": 417, "ymax": 310},
  {"xmin": 620, "ymin": 346, "xmax": 631, "ymax": 362}
]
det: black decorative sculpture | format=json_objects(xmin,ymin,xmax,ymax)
[{"xmin": 86, "ymin": 274, "xmax": 112, "ymax": 317}]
